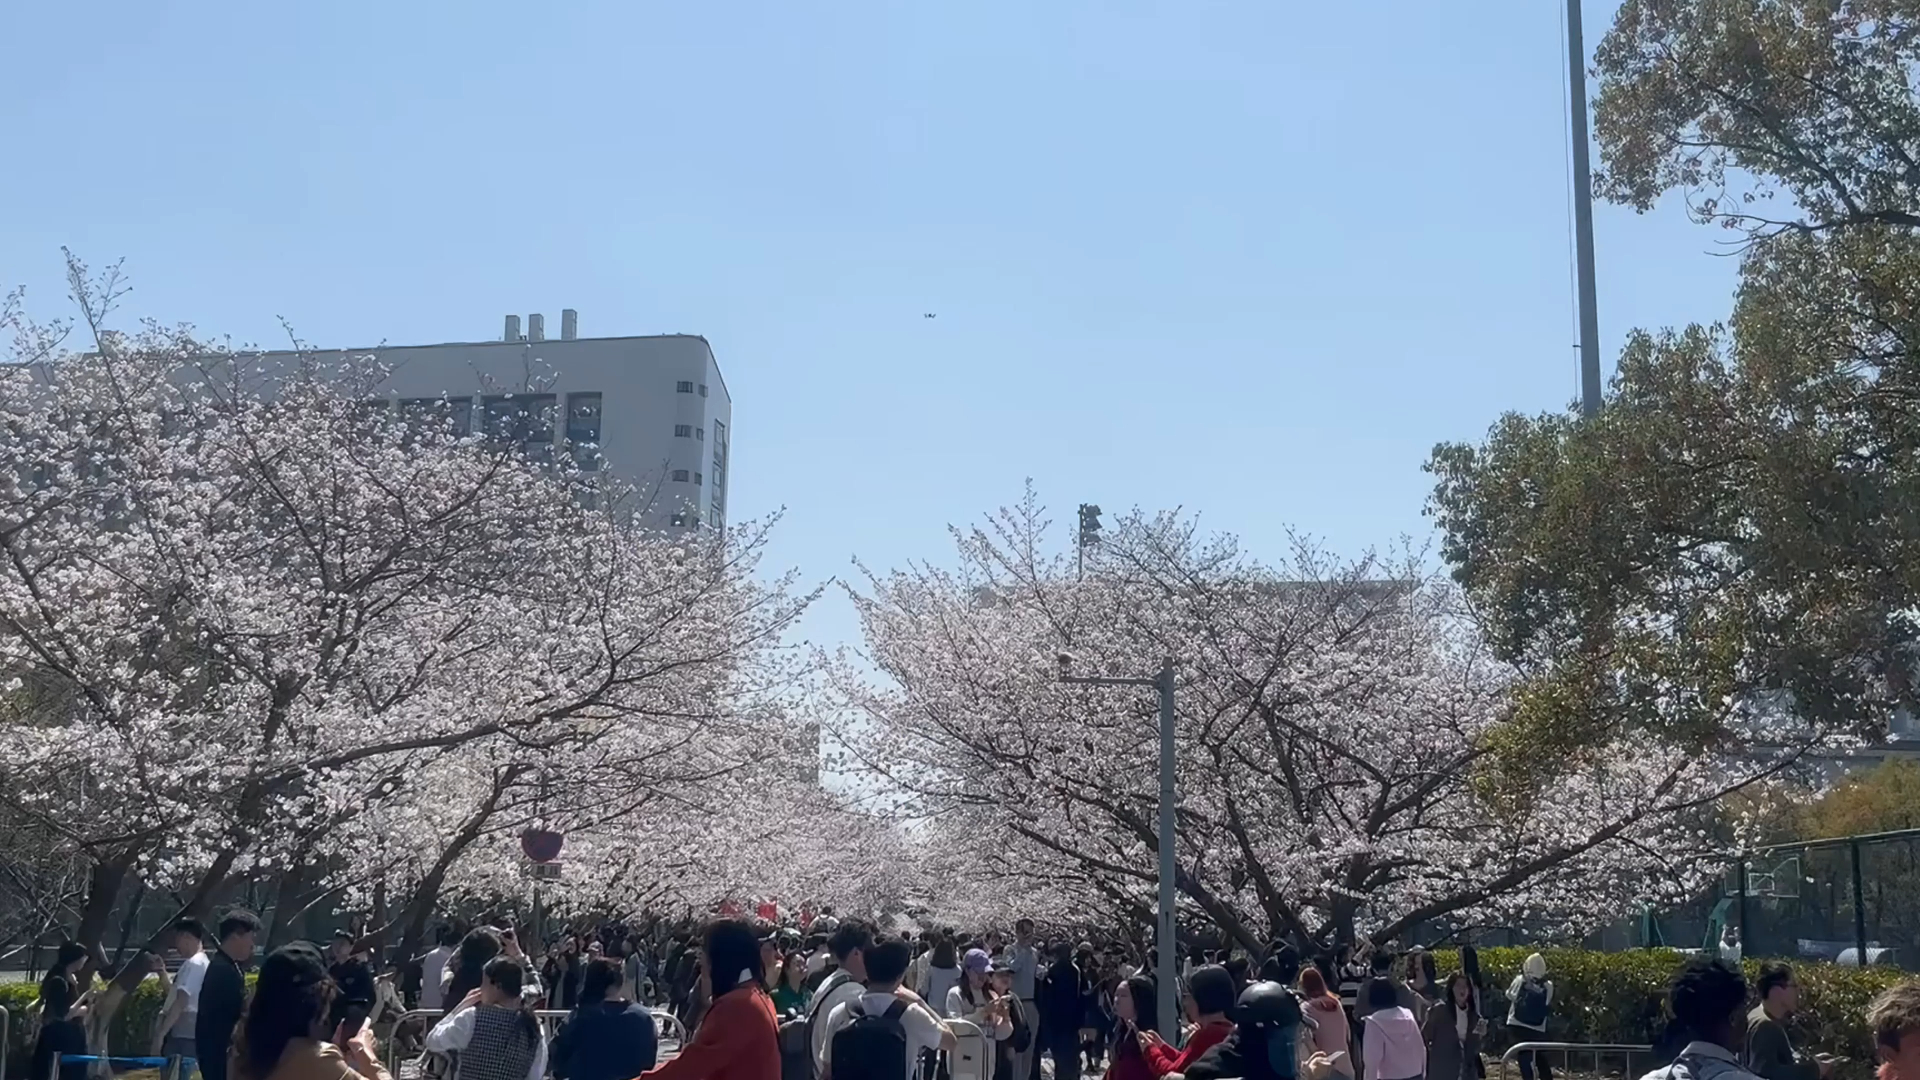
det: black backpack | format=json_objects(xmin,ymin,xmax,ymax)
[{"xmin": 831, "ymin": 999, "xmax": 911, "ymax": 1080}]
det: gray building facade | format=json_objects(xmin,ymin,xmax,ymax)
[{"xmin": 260, "ymin": 312, "xmax": 732, "ymax": 531}]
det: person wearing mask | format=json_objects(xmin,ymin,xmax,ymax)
[
  {"xmin": 553, "ymin": 957, "xmax": 659, "ymax": 1080},
  {"xmin": 231, "ymin": 941, "xmax": 391, "ymax": 1080},
  {"xmin": 1869, "ymin": 982, "xmax": 1920, "ymax": 1080},
  {"xmin": 1359, "ymin": 979, "xmax": 1423, "ymax": 1080},
  {"xmin": 921, "ymin": 936, "xmax": 963, "ymax": 1016},
  {"xmin": 1744, "ymin": 964, "xmax": 1832, "ymax": 1080},
  {"xmin": 419, "ymin": 928, "xmax": 459, "ymax": 1012},
  {"xmin": 993, "ymin": 958, "xmax": 1037, "ymax": 1080},
  {"xmin": 818, "ymin": 938, "xmax": 955, "ymax": 1080},
  {"xmin": 809, "ymin": 922, "xmax": 877, "ymax": 1079},
  {"xmin": 1143, "ymin": 965, "xmax": 1237, "ymax": 1079},
  {"xmin": 1635, "ymin": 960, "xmax": 1764, "ymax": 1080},
  {"xmin": 642, "ymin": 919, "xmax": 780, "ymax": 1080},
  {"xmin": 1298, "ymin": 969, "xmax": 1352, "ymax": 1079},
  {"xmin": 1423, "ymin": 973, "xmax": 1484, "ymax": 1080},
  {"xmin": 1106, "ymin": 976, "xmax": 1159, "ymax": 1080},
  {"xmin": 1506, "ymin": 955, "xmax": 1554, "ymax": 1080},
  {"xmin": 772, "ymin": 954, "xmax": 811, "ymax": 1017},
  {"xmin": 201, "ymin": 910, "xmax": 264, "ymax": 1080},
  {"xmin": 152, "ymin": 918, "xmax": 210, "ymax": 1061},
  {"xmin": 427, "ymin": 957, "xmax": 548, "ymax": 1080},
  {"xmin": 32, "ymin": 943, "xmax": 94, "ymax": 1080},
  {"xmin": 445, "ymin": 929, "xmax": 505, "ymax": 1009},
  {"xmin": 948, "ymin": 949, "xmax": 1016, "ymax": 1040}
]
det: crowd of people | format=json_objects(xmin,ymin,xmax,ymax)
[{"xmin": 24, "ymin": 911, "xmax": 1920, "ymax": 1080}]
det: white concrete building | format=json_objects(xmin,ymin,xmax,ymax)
[{"xmin": 261, "ymin": 311, "xmax": 732, "ymax": 531}]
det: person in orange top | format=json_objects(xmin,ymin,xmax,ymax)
[
  {"xmin": 1141, "ymin": 967, "xmax": 1237, "ymax": 1078},
  {"xmin": 640, "ymin": 921, "xmax": 780, "ymax": 1080}
]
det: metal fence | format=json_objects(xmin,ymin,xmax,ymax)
[
  {"xmin": 1734, "ymin": 827, "xmax": 1920, "ymax": 969},
  {"xmin": 1498, "ymin": 1042, "xmax": 1654, "ymax": 1080},
  {"xmin": 382, "ymin": 1008, "xmax": 689, "ymax": 1077}
]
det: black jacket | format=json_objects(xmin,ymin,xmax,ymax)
[
  {"xmin": 1039, "ymin": 960, "xmax": 1084, "ymax": 1032},
  {"xmin": 553, "ymin": 1001, "xmax": 660, "ymax": 1080}
]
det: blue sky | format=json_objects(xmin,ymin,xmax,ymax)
[{"xmin": 2, "ymin": 0, "xmax": 1736, "ymax": 652}]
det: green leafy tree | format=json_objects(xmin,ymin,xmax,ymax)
[{"xmin": 1428, "ymin": 0, "xmax": 1920, "ymax": 775}]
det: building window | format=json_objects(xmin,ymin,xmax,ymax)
[
  {"xmin": 698, "ymin": 384, "xmax": 709, "ymax": 397},
  {"xmin": 674, "ymin": 424, "xmax": 692, "ymax": 438},
  {"xmin": 565, "ymin": 392, "xmax": 603, "ymax": 472},
  {"xmin": 710, "ymin": 506, "xmax": 724, "ymax": 529},
  {"xmin": 399, "ymin": 396, "xmax": 474, "ymax": 440},
  {"xmin": 677, "ymin": 381, "xmax": 694, "ymax": 393},
  {"xmin": 695, "ymin": 427, "xmax": 704, "ymax": 442},
  {"xmin": 672, "ymin": 469, "xmax": 689, "ymax": 482},
  {"xmin": 482, "ymin": 394, "xmax": 557, "ymax": 464},
  {"xmin": 693, "ymin": 472, "xmax": 702, "ymax": 486}
]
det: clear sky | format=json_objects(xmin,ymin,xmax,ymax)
[{"xmin": 2, "ymin": 0, "xmax": 1737, "ymax": 651}]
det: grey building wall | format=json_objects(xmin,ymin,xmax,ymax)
[{"xmin": 244, "ymin": 332, "xmax": 733, "ymax": 531}]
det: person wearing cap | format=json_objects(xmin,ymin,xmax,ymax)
[
  {"xmin": 948, "ymin": 949, "xmax": 1017, "ymax": 1038},
  {"xmin": 232, "ymin": 941, "xmax": 393, "ymax": 1080}
]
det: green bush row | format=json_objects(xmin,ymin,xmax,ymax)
[
  {"xmin": 3, "ymin": 976, "xmax": 172, "ymax": 1080},
  {"xmin": 1426, "ymin": 948, "xmax": 1911, "ymax": 1077}
]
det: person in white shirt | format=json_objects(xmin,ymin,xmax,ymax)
[
  {"xmin": 946, "ymin": 950, "xmax": 1015, "ymax": 1039},
  {"xmin": 151, "ymin": 918, "xmax": 210, "ymax": 1060},
  {"xmin": 820, "ymin": 940, "xmax": 955, "ymax": 1080},
  {"xmin": 419, "ymin": 927, "xmax": 459, "ymax": 1012},
  {"xmin": 426, "ymin": 957, "xmax": 549, "ymax": 1080}
]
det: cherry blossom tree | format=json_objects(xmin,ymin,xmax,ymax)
[
  {"xmin": 826, "ymin": 489, "xmax": 1830, "ymax": 949},
  {"xmin": 0, "ymin": 256, "xmax": 816, "ymax": 964}
]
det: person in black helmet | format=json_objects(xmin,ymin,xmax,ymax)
[{"xmin": 1177, "ymin": 981, "xmax": 1306, "ymax": 1080}]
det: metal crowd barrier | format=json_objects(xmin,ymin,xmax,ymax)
[
  {"xmin": 383, "ymin": 1008, "xmax": 688, "ymax": 1076},
  {"xmin": 915, "ymin": 1020, "xmax": 989, "ymax": 1080},
  {"xmin": 1499, "ymin": 1041, "xmax": 1654, "ymax": 1080},
  {"xmin": 50, "ymin": 1053, "xmax": 193, "ymax": 1080}
]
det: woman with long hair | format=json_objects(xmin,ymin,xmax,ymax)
[
  {"xmin": 1297, "ymin": 967, "xmax": 1353, "ymax": 1079},
  {"xmin": 922, "ymin": 934, "xmax": 962, "ymax": 1014},
  {"xmin": 32, "ymin": 943, "xmax": 94, "ymax": 1080},
  {"xmin": 1105, "ymin": 975, "xmax": 1159, "ymax": 1080},
  {"xmin": 427, "ymin": 956, "xmax": 547, "ymax": 1080},
  {"xmin": 233, "ymin": 942, "xmax": 392, "ymax": 1080},
  {"xmin": 948, "ymin": 949, "xmax": 1015, "ymax": 1039},
  {"xmin": 639, "ymin": 919, "xmax": 779, "ymax": 1080},
  {"xmin": 443, "ymin": 928, "xmax": 504, "ymax": 1009},
  {"xmin": 1423, "ymin": 973, "xmax": 1485, "ymax": 1080}
]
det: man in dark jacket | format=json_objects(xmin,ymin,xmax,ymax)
[
  {"xmin": 1040, "ymin": 944, "xmax": 1085, "ymax": 1080},
  {"xmin": 553, "ymin": 957, "xmax": 659, "ymax": 1080},
  {"xmin": 1743, "ymin": 963, "xmax": 1831, "ymax": 1080}
]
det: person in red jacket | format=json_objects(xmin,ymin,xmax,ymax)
[
  {"xmin": 641, "ymin": 921, "xmax": 780, "ymax": 1080},
  {"xmin": 1142, "ymin": 967, "xmax": 1237, "ymax": 1078}
]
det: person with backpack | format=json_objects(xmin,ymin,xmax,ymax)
[
  {"xmin": 819, "ymin": 938, "xmax": 955, "ymax": 1080},
  {"xmin": 1506, "ymin": 955, "xmax": 1554, "ymax": 1080},
  {"xmin": 805, "ymin": 922, "xmax": 877, "ymax": 1079}
]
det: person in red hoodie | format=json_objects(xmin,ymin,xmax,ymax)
[
  {"xmin": 1870, "ymin": 983, "xmax": 1920, "ymax": 1080},
  {"xmin": 1142, "ymin": 967, "xmax": 1237, "ymax": 1079},
  {"xmin": 641, "ymin": 920, "xmax": 779, "ymax": 1080}
]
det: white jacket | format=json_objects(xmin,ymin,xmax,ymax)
[{"xmin": 1639, "ymin": 1043, "xmax": 1765, "ymax": 1080}]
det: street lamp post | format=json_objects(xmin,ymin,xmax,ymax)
[{"xmin": 1060, "ymin": 656, "xmax": 1178, "ymax": 1037}]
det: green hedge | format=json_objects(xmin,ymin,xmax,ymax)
[
  {"xmin": 3, "ymin": 976, "xmax": 170, "ymax": 1080},
  {"xmin": 1427, "ymin": 948, "xmax": 1911, "ymax": 1079}
]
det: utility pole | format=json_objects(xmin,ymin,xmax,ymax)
[
  {"xmin": 1567, "ymin": 0, "xmax": 1603, "ymax": 418},
  {"xmin": 1060, "ymin": 655, "xmax": 1178, "ymax": 1037}
]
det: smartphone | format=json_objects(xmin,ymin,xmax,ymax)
[{"xmin": 338, "ymin": 1002, "xmax": 370, "ymax": 1040}]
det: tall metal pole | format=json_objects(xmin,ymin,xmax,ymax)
[
  {"xmin": 1155, "ymin": 658, "xmax": 1178, "ymax": 1039},
  {"xmin": 1737, "ymin": 857, "xmax": 1752, "ymax": 958},
  {"xmin": 1566, "ymin": 0, "xmax": 1603, "ymax": 418},
  {"xmin": 1850, "ymin": 840, "xmax": 1869, "ymax": 967}
]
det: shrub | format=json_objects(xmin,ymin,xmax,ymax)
[
  {"xmin": 3, "ymin": 977, "xmax": 171, "ymax": 1080},
  {"xmin": 1425, "ymin": 948, "xmax": 1911, "ymax": 1079}
]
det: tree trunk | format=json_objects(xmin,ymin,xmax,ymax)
[
  {"xmin": 268, "ymin": 857, "xmax": 312, "ymax": 947},
  {"xmin": 74, "ymin": 856, "xmax": 131, "ymax": 958}
]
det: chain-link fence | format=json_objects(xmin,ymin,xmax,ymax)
[{"xmin": 1733, "ymin": 828, "xmax": 1920, "ymax": 969}]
